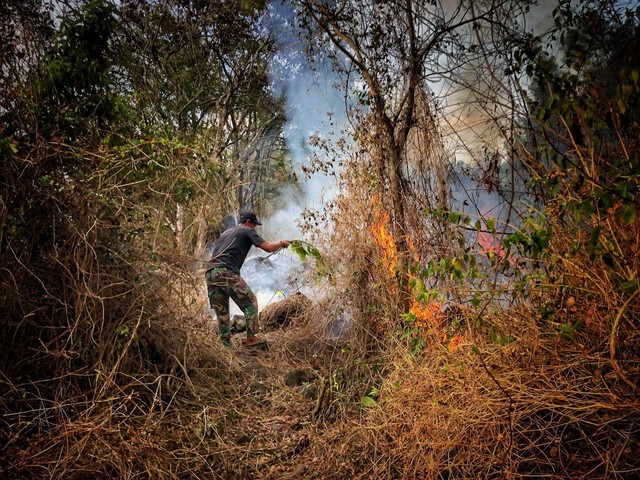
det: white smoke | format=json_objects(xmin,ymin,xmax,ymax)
[
  {"xmin": 265, "ymin": 2, "xmax": 346, "ymax": 235},
  {"xmin": 227, "ymin": 1, "xmax": 346, "ymax": 317},
  {"xmin": 227, "ymin": 0, "xmax": 560, "ymax": 317}
]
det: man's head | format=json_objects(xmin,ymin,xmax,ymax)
[{"xmin": 239, "ymin": 210, "xmax": 262, "ymax": 226}]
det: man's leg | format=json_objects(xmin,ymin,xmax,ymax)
[
  {"xmin": 206, "ymin": 269, "xmax": 231, "ymax": 345},
  {"xmin": 228, "ymin": 274, "xmax": 259, "ymax": 338}
]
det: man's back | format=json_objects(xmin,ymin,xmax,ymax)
[{"xmin": 209, "ymin": 225, "xmax": 265, "ymax": 274}]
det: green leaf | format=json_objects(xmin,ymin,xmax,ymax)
[
  {"xmin": 362, "ymin": 396, "xmax": 378, "ymax": 407},
  {"xmin": 574, "ymin": 208, "xmax": 582, "ymax": 223},
  {"xmin": 116, "ymin": 324, "xmax": 131, "ymax": 335},
  {"xmin": 488, "ymin": 326, "xmax": 498, "ymax": 343},
  {"xmin": 290, "ymin": 240, "xmax": 308, "ymax": 260},
  {"xmin": 290, "ymin": 240, "xmax": 327, "ymax": 273},
  {"xmin": 486, "ymin": 218, "xmax": 496, "ymax": 233},
  {"xmin": 620, "ymin": 279, "xmax": 639, "ymax": 293},
  {"xmin": 448, "ymin": 212, "xmax": 461, "ymax": 224},
  {"xmin": 557, "ymin": 322, "xmax": 576, "ymax": 334},
  {"xmin": 400, "ymin": 329, "xmax": 415, "ymax": 340},
  {"xmin": 617, "ymin": 205, "xmax": 637, "ymax": 225}
]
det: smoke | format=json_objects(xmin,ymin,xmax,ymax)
[
  {"xmin": 440, "ymin": 0, "xmax": 559, "ymax": 224},
  {"xmin": 222, "ymin": 0, "xmax": 560, "ymax": 318},
  {"xmin": 226, "ymin": 1, "xmax": 347, "ymax": 317},
  {"xmin": 263, "ymin": 1, "xmax": 346, "ymax": 236},
  {"xmin": 438, "ymin": 0, "xmax": 557, "ymax": 161}
]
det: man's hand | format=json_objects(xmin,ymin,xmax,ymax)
[{"xmin": 259, "ymin": 239, "xmax": 291, "ymax": 253}]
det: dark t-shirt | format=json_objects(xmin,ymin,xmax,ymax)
[{"xmin": 208, "ymin": 225, "xmax": 265, "ymax": 274}]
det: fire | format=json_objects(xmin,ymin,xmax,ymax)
[
  {"xmin": 477, "ymin": 231, "xmax": 517, "ymax": 266},
  {"xmin": 409, "ymin": 300, "xmax": 442, "ymax": 328},
  {"xmin": 370, "ymin": 208, "xmax": 398, "ymax": 277},
  {"xmin": 447, "ymin": 334, "xmax": 464, "ymax": 352},
  {"xmin": 369, "ymin": 201, "xmax": 464, "ymax": 352},
  {"xmin": 477, "ymin": 231, "xmax": 506, "ymax": 258},
  {"xmin": 370, "ymin": 204, "xmax": 442, "ymax": 329}
]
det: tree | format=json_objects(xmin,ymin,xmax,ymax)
[
  {"xmin": 0, "ymin": 0, "xmax": 288, "ymax": 450},
  {"xmin": 116, "ymin": 0, "xmax": 293, "ymax": 254},
  {"xmin": 297, "ymin": 0, "xmax": 531, "ymax": 310},
  {"xmin": 0, "ymin": 0, "xmax": 54, "ymax": 123}
]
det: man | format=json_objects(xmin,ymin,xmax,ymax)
[{"xmin": 206, "ymin": 210, "xmax": 290, "ymax": 347}]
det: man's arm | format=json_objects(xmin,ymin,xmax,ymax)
[{"xmin": 259, "ymin": 240, "xmax": 290, "ymax": 253}]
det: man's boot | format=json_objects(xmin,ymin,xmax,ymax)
[{"xmin": 242, "ymin": 336, "xmax": 268, "ymax": 349}]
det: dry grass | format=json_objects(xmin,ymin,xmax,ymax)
[
  {"xmin": 291, "ymin": 304, "xmax": 639, "ymax": 480},
  {"xmin": 279, "ymin": 136, "xmax": 640, "ymax": 478},
  {"xmin": 0, "ymin": 277, "xmax": 344, "ymax": 479},
  {"xmin": 2, "ymin": 122, "xmax": 639, "ymax": 480},
  {"xmin": 2, "ymin": 254, "xmax": 639, "ymax": 480}
]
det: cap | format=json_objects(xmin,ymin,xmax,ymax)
[{"xmin": 239, "ymin": 210, "xmax": 262, "ymax": 225}]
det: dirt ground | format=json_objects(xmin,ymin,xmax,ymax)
[{"xmin": 203, "ymin": 324, "xmax": 360, "ymax": 480}]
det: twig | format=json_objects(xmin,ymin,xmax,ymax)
[
  {"xmin": 312, "ymin": 377, "xmax": 328, "ymax": 421},
  {"xmin": 610, "ymin": 289, "xmax": 640, "ymax": 392}
]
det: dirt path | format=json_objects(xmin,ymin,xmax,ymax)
[{"xmin": 212, "ymin": 328, "xmax": 345, "ymax": 479}]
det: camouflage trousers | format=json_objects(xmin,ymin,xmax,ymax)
[{"xmin": 206, "ymin": 268, "xmax": 258, "ymax": 342}]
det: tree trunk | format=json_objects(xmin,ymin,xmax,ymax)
[{"xmin": 195, "ymin": 202, "xmax": 209, "ymax": 264}]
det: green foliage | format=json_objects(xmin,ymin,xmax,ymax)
[
  {"xmin": 398, "ymin": 317, "xmax": 428, "ymax": 356},
  {"xmin": 487, "ymin": 325, "xmax": 514, "ymax": 346},
  {"xmin": 517, "ymin": 5, "xmax": 639, "ymax": 207},
  {"xmin": 556, "ymin": 321, "xmax": 581, "ymax": 342},
  {"xmin": 499, "ymin": 0, "xmax": 640, "ymax": 303},
  {"xmin": 0, "ymin": 1, "xmax": 298, "ymax": 442},
  {"xmin": 290, "ymin": 239, "xmax": 329, "ymax": 277},
  {"xmin": 329, "ymin": 344, "xmax": 385, "ymax": 409},
  {"xmin": 118, "ymin": 0, "xmax": 292, "ymax": 209},
  {"xmin": 35, "ymin": 0, "xmax": 123, "ymax": 141},
  {"xmin": 502, "ymin": 226, "xmax": 552, "ymax": 261},
  {"xmin": 620, "ymin": 279, "xmax": 640, "ymax": 294},
  {"xmin": 361, "ymin": 394, "xmax": 378, "ymax": 408},
  {"xmin": 0, "ymin": 137, "xmax": 19, "ymax": 154}
]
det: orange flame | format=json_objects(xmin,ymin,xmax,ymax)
[
  {"xmin": 477, "ymin": 231, "xmax": 506, "ymax": 258},
  {"xmin": 370, "ymin": 201, "xmax": 459, "ymax": 348},
  {"xmin": 477, "ymin": 231, "xmax": 516, "ymax": 265},
  {"xmin": 410, "ymin": 300, "xmax": 443, "ymax": 328},
  {"xmin": 370, "ymin": 208, "xmax": 398, "ymax": 277},
  {"xmin": 447, "ymin": 334, "xmax": 464, "ymax": 352}
]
